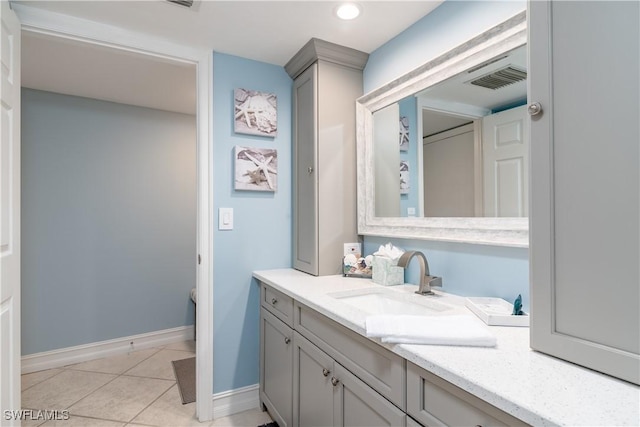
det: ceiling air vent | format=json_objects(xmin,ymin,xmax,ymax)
[
  {"xmin": 167, "ymin": 0, "xmax": 194, "ymax": 8},
  {"xmin": 469, "ymin": 66, "xmax": 527, "ymax": 90}
]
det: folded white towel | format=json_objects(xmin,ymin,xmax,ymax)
[{"xmin": 365, "ymin": 315, "xmax": 496, "ymax": 347}]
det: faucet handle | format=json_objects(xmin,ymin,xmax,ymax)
[{"xmin": 428, "ymin": 275, "xmax": 443, "ymax": 288}]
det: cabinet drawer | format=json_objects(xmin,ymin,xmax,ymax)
[
  {"xmin": 261, "ymin": 283, "xmax": 294, "ymax": 327},
  {"xmin": 407, "ymin": 362, "xmax": 528, "ymax": 427},
  {"xmin": 294, "ymin": 302, "xmax": 406, "ymax": 410}
]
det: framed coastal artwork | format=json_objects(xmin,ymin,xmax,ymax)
[
  {"xmin": 399, "ymin": 116, "xmax": 409, "ymax": 151},
  {"xmin": 234, "ymin": 88, "xmax": 278, "ymax": 137},
  {"xmin": 234, "ymin": 146, "xmax": 278, "ymax": 192},
  {"xmin": 400, "ymin": 160, "xmax": 410, "ymax": 194}
]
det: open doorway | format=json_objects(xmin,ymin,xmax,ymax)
[{"xmin": 17, "ymin": 31, "xmax": 212, "ymax": 420}]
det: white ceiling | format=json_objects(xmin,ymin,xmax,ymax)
[
  {"xmin": 18, "ymin": 1, "xmax": 443, "ymax": 114},
  {"xmin": 22, "ymin": 32, "xmax": 198, "ymax": 114}
]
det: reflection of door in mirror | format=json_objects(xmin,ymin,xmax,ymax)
[
  {"xmin": 420, "ymin": 105, "xmax": 528, "ymax": 218},
  {"xmin": 482, "ymin": 105, "xmax": 528, "ymax": 217}
]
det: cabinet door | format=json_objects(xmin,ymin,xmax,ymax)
[
  {"xmin": 529, "ymin": 0, "xmax": 640, "ymax": 385},
  {"xmin": 333, "ymin": 363, "xmax": 406, "ymax": 427},
  {"xmin": 295, "ymin": 302, "xmax": 406, "ymax": 409},
  {"xmin": 293, "ymin": 332, "xmax": 334, "ymax": 427},
  {"xmin": 293, "ymin": 64, "xmax": 319, "ymax": 275},
  {"xmin": 260, "ymin": 308, "xmax": 293, "ymax": 427}
]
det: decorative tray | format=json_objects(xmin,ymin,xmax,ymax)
[{"xmin": 465, "ymin": 297, "xmax": 529, "ymax": 327}]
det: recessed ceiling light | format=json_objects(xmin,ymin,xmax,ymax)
[{"xmin": 335, "ymin": 3, "xmax": 361, "ymax": 21}]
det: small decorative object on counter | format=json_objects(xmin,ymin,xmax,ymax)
[
  {"xmin": 512, "ymin": 294, "xmax": 524, "ymax": 315},
  {"xmin": 371, "ymin": 243, "xmax": 405, "ymax": 286},
  {"xmin": 343, "ymin": 254, "xmax": 373, "ymax": 278},
  {"xmin": 465, "ymin": 297, "xmax": 529, "ymax": 327}
]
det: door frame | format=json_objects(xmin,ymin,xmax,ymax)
[{"xmin": 14, "ymin": 4, "xmax": 214, "ymax": 421}]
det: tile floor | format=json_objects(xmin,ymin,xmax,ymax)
[{"xmin": 21, "ymin": 340, "xmax": 273, "ymax": 427}]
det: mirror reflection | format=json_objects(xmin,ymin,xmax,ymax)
[{"xmin": 373, "ymin": 45, "xmax": 528, "ymax": 218}]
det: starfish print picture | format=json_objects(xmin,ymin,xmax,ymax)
[
  {"xmin": 234, "ymin": 88, "xmax": 278, "ymax": 137},
  {"xmin": 399, "ymin": 116, "xmax": 410, "ymax": 151},
  {"xmin": 234, "ymin": 146, "xmax": 278, "ymax": 192},
  {"xmin": 400, "ymin": 160, "xmax": 410, "ymax": 194}
]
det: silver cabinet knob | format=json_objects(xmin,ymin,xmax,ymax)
[
  {"xmin": 322, "ymin": 368, "xmax": 330, "ymax": 377},
  {"xmin": 528, "ymin": 102, "xmax": 542, "ymax": 116},
  {"xmin": 307, "ymin": 166, "xmax": 314, "ymax": 174},
  {"xmin": 331, "ymin": 377, "xmax": 340, "ymax": 386},
  {"xmin": 284, "ymin": 337, "xmax": 291, "ymax": 344},
  {"xmin": 271, "ymin": 298, "xmax": 277, "ymax": 304}
]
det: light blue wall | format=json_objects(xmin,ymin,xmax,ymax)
[
  {"xmin": 21, "ymin": 89, "xmax": 197, "ymax": 355},
  {"xmin": 363, "ymin": 0, "xmax": 529, "ymax": 310},
  {"xmin": 364, "ymin": 237, "xmax": 529, "ymax": 310},
  {"xmin": 212, "ymin": 53, "xmax": 292, "ymax": 393}
]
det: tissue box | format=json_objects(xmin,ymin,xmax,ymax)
[{"xmin": 372, "ymin": 256, "xmax": 404, "ymax": 286}]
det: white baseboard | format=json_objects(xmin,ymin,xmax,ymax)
[
  {"xmin": 212, "ymin": 384, "xmax": 260, "ymax": 419},
  {"xmin": 21, "ymin": 325, "xmax": 194, "ymax": 374}
]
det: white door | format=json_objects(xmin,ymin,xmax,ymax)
[
  {"xmin": 0, "ymin": 0, "xmax": 21, "ymax": 424},
  {"xmin": 482, "ymin": 105, "xmax": 528, "ymax": 217}
]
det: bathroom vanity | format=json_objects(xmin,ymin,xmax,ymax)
[{"xmin": 255, "ymin": 269, "xmax": 639, "ymax": 427}]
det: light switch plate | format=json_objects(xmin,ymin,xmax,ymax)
[{"xmin": 218, "ymin": 207, "xmax": 233, "ymax": 230}]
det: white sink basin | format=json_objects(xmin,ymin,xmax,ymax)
[{"xmin": 329, "ymin": 287, "xmax": 455, "ymax": 316}]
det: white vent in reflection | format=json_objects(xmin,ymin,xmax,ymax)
[{"xmin": 469, "ymin": 66, "xmax": 527, "ymax": 90}]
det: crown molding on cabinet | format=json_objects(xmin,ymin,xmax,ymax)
[{"xmin": 285, "ymin": 38, "xmax": 369, "ymax": 79}]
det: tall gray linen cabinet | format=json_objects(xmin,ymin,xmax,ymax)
[{"xmin": 286, "ymin": 39, "xmax": 368, "ymax": 276}]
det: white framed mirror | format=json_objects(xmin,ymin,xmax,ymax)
[{"xmin": 356, "ymin": 11, "xmax": 528, "ymax": 247}]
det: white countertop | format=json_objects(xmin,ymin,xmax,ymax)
[{"xmin": 253, "ymin": 268, "xmax": 640, "ymax": 427}]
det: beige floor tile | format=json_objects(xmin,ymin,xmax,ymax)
[
  {"xmin": 22, "ymin": 370, "xmax": 116, "ymax": 410},
  {"xmin": 130, "ymin": 385, "xmax": 200, "ymax": 426},
  {"xmin": 69, "ymin": 348, "xmax": 160, "ymax": 375},
  {"xmin": 163, "ymin": 340, "xmax": 196, "ymax": 353},
  {"xmin": 124, "ymin": 349, "xmax": 195, "ymax": 380},
  {"xmin": 21, "ymin": 369, "xmax": 64, "ymax": 391},
  {"xmin": 209, "ymin": 408, "xmax": 272, "ymax": 427},
  {"xmin": 69, "ymin": 375, "xmax": 174, "ymax": 423},
  {"xmin": 16, "ymin": 415, "xmax": 46, "ymax": 427},
  {"xmin": 41, "ymin": 414, "xmax": 126, "ymax": 426}
]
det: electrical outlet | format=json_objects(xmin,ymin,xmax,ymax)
[{"xmin": 343, "ymin": 243, "xmax": 361, "ymax": 256}]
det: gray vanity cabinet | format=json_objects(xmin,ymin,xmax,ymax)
[
  {"xmin": 406, "ymin": 362, "xmax": 527, "ymax": 427},
  {"xmin": 259, "ymin": 285, "xmax": 294, "ymax": 427},
  {"xmin": 258, "ymin": 280, "xmax": 533, "ymax": 426},
  {"xmin": 293, "ymin": 331, "xmax": 334, "ymax": 426},
  {"xmin": 529, "ymin": 1, "xmax": 639, "ymax": 385},
  {"xmin": 288, "ymin": 39, "xmax": 368, "ymax": 276},
  {"xmin": 293, "ymin": 331, "xmax": 406, "ymax": 427},
  {"xmin": 333, "ymin": 363, "xmax": 406, "ymax": 427}
]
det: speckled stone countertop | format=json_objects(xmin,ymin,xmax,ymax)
[{"xmin": 253, "ymin": 268, "xmax": 640, "ymax": 427}]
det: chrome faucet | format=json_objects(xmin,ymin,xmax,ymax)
[{"xmin": 396, "ymin": 251, "xmax": 442, "ymax": 295}]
